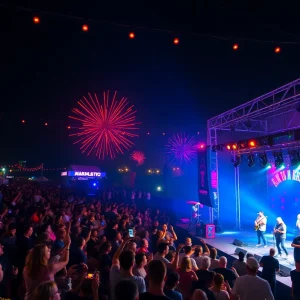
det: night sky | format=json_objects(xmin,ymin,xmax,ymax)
[{"xmin": 1, "ymin": 1, "xmax": 300, "ymax": 170}]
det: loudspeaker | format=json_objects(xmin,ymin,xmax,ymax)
[
  {"xmin": 254, "ymin": 254, "xmax": 262, "ymax": 262},
  {"xmin": 234, "ymin": 247, "xmax": 247, "ymax": 256},
  {"xmin": 279, "ymin": 264, "xmax": 293, "ymax": 277},
  {"xmin": 233, "ymin": 239, "xmax": 244, "ymax": 247},
  {"xmin": 206, "ymin": 224, "xmax": 215, "ymax": 239}
]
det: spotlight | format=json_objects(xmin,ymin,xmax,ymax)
[
  {"xmin": 232, "ymin": 144, "xmax": 237, "ymax": 150},
  {"xmin": 273, "ymin": 151, "xmax": 284, "ymax": 168},
  {"xmin": 173, "ymin": 38, "xmax": 179, "ymax": 45},
  {"xmin": 33, "ymin": 16, "xmax": 40, "ymax": 24},
  {"xmin": 247, "ymin": 153, "xmax": 255, "ymax": 167},
  {"xmin": 274, "ymin": 46, "xmax": 281, "ymax": 53},
  {"xmin": 233, "ymin": 43, "xmax": 239, "ymax": 50},
  {"xmin": 226, "ymin": 145, "xmax": 231, "ymax": 150},
  {"xmin": 82, "ymin": 24, "xmax": 89, "ymax": 32},
  {"xmin": 129, "ymin": 32, "xmax": 135, "ymax": 39},
  {"xmin": 233, "ymin": 155, "xmax": 241, "ymax": 167},
  {"xmin": 259, "ymin": 152, "xmax": 268, "ymax": 167},
  {"xmin": 288, "ymin": 149, "xmax": 300, "ymax": 167},
  {"xmin": 249, "ymin": 140, "xmax": 257, "ymax": 148}
]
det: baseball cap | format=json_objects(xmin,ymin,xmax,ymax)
[{"xmin": 247, "ymin": 257, "xmax": 259, "ymax": 270}]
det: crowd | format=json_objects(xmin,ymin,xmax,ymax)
[{"xmin": 0, "ymin": 182, "xmax": 298, "ymax": 300}]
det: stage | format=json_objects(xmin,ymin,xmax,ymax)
[{"xmin": 177, "ymin": 224, "xmax": 294, "ymax": 289}]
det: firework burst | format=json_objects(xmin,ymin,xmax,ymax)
[
  {"xmin": 69, "ymin": 91, "xmax": 139, "ymax": 160},
  {"xmin": 131, "ymin": 150, "xmax": 146, "ymax": 165},
  {"xmin": 166, "ymin": 132, "xmax": 197, "ymax": 164}
]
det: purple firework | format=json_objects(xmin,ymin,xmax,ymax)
[{"xmin": 166, "ymin": 133, "xmax": 197, "ymax": 164}]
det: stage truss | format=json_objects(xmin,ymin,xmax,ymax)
[{"xmin": 207, "ymin": 78, "xmax": 300, "ymax": 229}]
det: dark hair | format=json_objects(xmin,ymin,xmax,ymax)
[
  {"xmin": 238, "ymin": 251, "xmax": 245, "ymax": 261},
  {"xmin": 135, "ymin": 253, "xmax": 146, "ymax": 266},
  {"xmin": 166, "ymin": 271, "xmax": 179, "ymax": 288},
  {"xmin": 210, "ymin": 248, "xmax": 217, "ymax": 259},
  {"xmin": 158, "ymin": 242, "xmax": 168, "ymax": 253},
  {"xmin": 115, "ymin": 279, "xmax": 138, "ymax": 300},
  {"xmin": 148, "ymin": 260, "xmax": 166, "ymax": 284},
  {"xmin": 8, "ymin": 223, "xmax": 17, "ymax": 231},
  {"xmin": 184, "ymin": 246, "xmax": 192, "ymax": 254},
  {"xmin": 194, "ymin": 247, "xmax": 201, "ymax": 257},
  {"xmin": 102, "ymin": 241, "xmax": 112, "ymax": 252},
  {"xmin": 119, "ymin": 250, "xmax": 135, "ymax": 270}
]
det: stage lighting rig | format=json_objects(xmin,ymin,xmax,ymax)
[
  {"xmin": 247, "ymin": 153, "xmax": 255, "ymax": 167},
  {"xmin": 259, "ymin": 152, "xmax": 268, "ymax": 167},
  {"xmin": 288, "ymin": 149, "xmax": 300, "ymax": 167},
  {"xmin": 273, "ymin": 151, "xmax": 284, "ymax": 168},
  {"xmin": 233, "ymin": 155, "xmax": 241, "ymax": 167}
]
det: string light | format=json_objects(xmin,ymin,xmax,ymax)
[
  {"xmin": 129, "ymin": 32, "xmax": 135, "ymax": 39},
  {"xmin": 67, "ymin": 126, "xmax": 71, "ymax": 129},
  {"xmin": 233, "ymin": 44, "xmax": 239, "ymax": 50},
  {"xmin": 173, "ymin": 38, "xmax": 179, "ymax": 45},
  {"xmin": 82, "ymin": 24, "xmax": 89, "ymax": 32},
  {"xmin": 44, "ymin": 122, "xmax": 48, "ymax": 126},
  {"xmin": 33, "ymin": 16, "xmax": 40, "ymax": 24},
  {"xmin": 22, "ymin": 120, "xmax": 25, "ymax": 123},
  {"xmin": 275, "ymin": 47, "xmax": 281, "ymax": 53}
]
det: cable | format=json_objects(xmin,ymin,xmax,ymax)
[{"xmin": 1, "ymin": 3, "xmax": 300, "ymax": 45}]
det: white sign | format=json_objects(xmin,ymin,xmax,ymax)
[{"xmin": 74, "ymin": 171, "xmax": 101, "ymax": 177}]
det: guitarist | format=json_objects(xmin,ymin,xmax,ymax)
[{"xmin": 255, "ymin": 211, "xmax": 267, "ymax": 247}]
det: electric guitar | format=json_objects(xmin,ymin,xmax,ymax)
[{"xmin": 255, "ymin": 216, "xmax": 268, "ymax": 231}]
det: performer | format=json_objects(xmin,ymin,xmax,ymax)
[
  {"xmin": 296, "ymin": 214, "xmax": 300, "ymax": 235},
  {"xmin": 255, "ymin": 211, "xmax": 267, "ymax": 247},
  {"xmin": 274, "ymin": 217, "xmax": 288, "ymax": 258}
]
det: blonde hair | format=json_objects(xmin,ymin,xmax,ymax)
[
  {"xmin": 25, "ymin": 243, "xmax": 49, "ymax": 277},
  {"xmin": 276, "ymin": 217, "xmax": 283, "ymax": 224},
  {"xmin": 33, "ymin": 281, "xmax": 58, "ymax": 300},
  {"xmin": 180, "ymin": 257, "xmax": 192, "ymax": 271},
  {"xmin": 213, "ymin": 273, "xmax": 224, "ymax": 288}
]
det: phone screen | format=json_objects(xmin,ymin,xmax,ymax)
[
  {"xmin": 128, "ymin": 228, "xmax": 134, "ymax": 238},
  {"xmin": 86, "ymin": 273, "xmax": 93, "ymax": 279}
]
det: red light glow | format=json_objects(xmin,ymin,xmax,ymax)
[
  {"xmin": 131, "ymin": 151, "xmax": 146, "ymax": 165},
  {"xmin": 249, "ymin": 140, "xmax": 256, "ymax": 147},
  {"xmin": 129, "ymin": 32, "xmax": 135, "ymax": 39},
  {"xmin": 67, "ymin": 126, "xmax": 71, "ymax": 129},
  {"xmin": 173, "ymin": 38, "xmax": 179, "ymax": 45},
  {"xmin": 275, "ymin": 47, "xmax": 281, "ymax": 53},
  {"xmin": 233, "ymin": 44, "xmax": 239, "ymax": 50},
  {"xmin": 199, "ymin": 144, "xmax": 205, "ymax": 149},
  {"xmin": 22, "ymin": 120, "xmax": 25, "ymax": 123},
  {"xmin": 232, "ymin": 144, "xmax": 237, "ymax": 150},
  {"xmin": 44, "ymin": 122, "xmax": 48, "ymax": 126},
  {"xmin": 82, "ymin": 24, "xmax": 89, "ymax": 32},
  {"xmin": 33, "ymin": 16, "xmax": 40, "ymax": 24}
]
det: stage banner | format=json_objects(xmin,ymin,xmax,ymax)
[{"xmin": 197, "ymin": 148, "xmax": 213, "ymax": 207}]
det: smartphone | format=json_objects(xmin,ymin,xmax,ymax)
[
  {"xmin": 86, "ymin": 273, "xmax": 94, "ymax": 279},
  {"xmin": 128, "ymin": 228, "xmax": 134, "ymax": 238}
]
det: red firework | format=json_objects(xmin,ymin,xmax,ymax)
[
  {"xmin": 69, "ymin": 91, "xmax": 139, "ymax": 159},
  {"xmin": 166, "ymin": 132, "xmax": 197, "ymax": 164},
  {"xmin": 131, "ymin": 151, "xmax": 146, "ymax": 165}
]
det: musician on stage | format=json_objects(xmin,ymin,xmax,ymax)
[
  {"xmin": 274, "ymin": 217, "xmax": 289, "ymax": 258},
  {"xmin": 255, "ymin": 211, "xmax": 267, "ymax": 247},
  {"xmin": 296, "ymin": 214, "xmax": 300, "ymax": 235}
]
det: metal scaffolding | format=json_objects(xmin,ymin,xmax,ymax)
[{"xmin": 207, "ymin": 78, "xmax": 300, "ymax": 229}]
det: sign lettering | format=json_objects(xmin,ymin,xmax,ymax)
[{"xmin": 271, "ymin": 170, "xmax": 300, "ymax": 187}]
